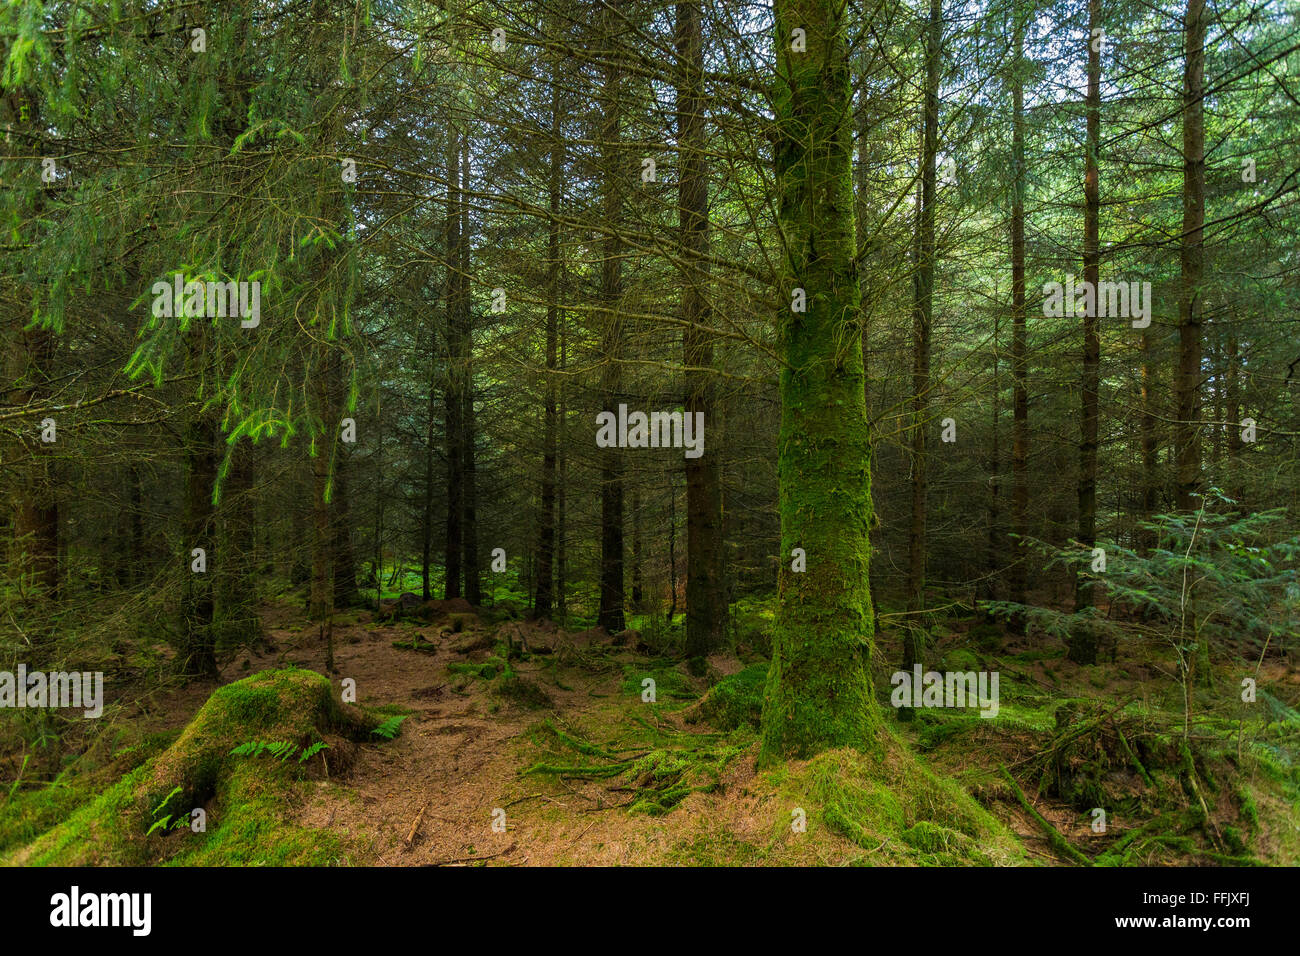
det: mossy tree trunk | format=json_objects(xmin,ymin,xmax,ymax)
[
  {"xmin": 902, "ymin": 0, "xmax": 941, "ymax": 700},
  {"xmin": 759, "ymin": 0, "xmax": 880, "ymax": 761}
]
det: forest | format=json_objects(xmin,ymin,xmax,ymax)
[{"xmin": 0, "ymin": 0, "xmax": 1297, "ymax": 872}]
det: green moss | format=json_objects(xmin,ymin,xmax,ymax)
[
  {"xmin": 696, "ymin": 664, "xmax": 768, "ymax": 730},
  {"xmin": 4, "ymin": 668, "xmax": 378, "ymax": 866},
  {"xmin": 793, "ymin": 729, "xmax": 1026, "ymax": 865},
  {"xmin": 448, "ymin": 659, "xmax": 504, "ymax": 680},
  {"xmin": 940, "ymin": 648, "xmax": 981, "ymax": 671},
  {"xmin": 169, "ymin": 763, "xmax": 350, "ymax": 866},
  {"xmin": 623, "ymin": 745, "xmax": 746, "ymax": 815},
  {"xmin": 901, "ymin": 820, "xmax": 987, "ymax": 863},
  {"xmin": 12, "ymin": 769, "xmax": 146, "ymax": 865},
  {"xmin": 619, "ymin": 663, "xmax": 698, "ymax": 702},
  {"xmin": 0, "ymin": 773, "xmax": 93, "ymax": 856},
  {"xmin": 494, "ymin": 674, "xmax": 554, "ymax": 710}
]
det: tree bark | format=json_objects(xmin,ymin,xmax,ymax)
[
  {"xmin": 985, "ymin": 312, "xmax": 1001, "ymax": 609},
  {"xmin": 459, "ymin": 132, "xmax": 481, "ymax": 606},
  {"xmin": 216, "ymin": 439, "xmax": 258, "ymax": 647},
  {"xmin": 678, "ymin": 0, "xmax": 726, "ymax": 657},
  {"xmin": 760, "ymin": 0, "xmax": 880, "ymax": 760},
  {"xmin": 332, "ymin": 441, "xmax": 357, "ymax": 607},
  {"xmin": 597, "ymin": 0, "xmax": 627, "ymax": 633},
  {"xmin": 532, "ymin": 74, "xmax": 563, "ymax": 619},
  {"xmin": 182, "ymin": 323, "xmax": 218, "ymax": 679},
  {"xmin": 1076, "ymin": 0, "xmax": 1101, "ymax": 627},
  {"xmin": 443, "ymin": 128, "xmax": 465, "ymax": 600},
  {"xmin": 904, "ymin": 0, "xmax": 941, "ymax": 679},
  {"xmin": 1009, "ymin": 8, "xmax": 1030, "ymax": 630},
  {"xmin": 1176, "ymin": 0, "xmax": 1206, "ymax": 510},
  {"xmin": 308, "ymin": 347, "xmax": 336, "ymax": 625},
  {"xmin": 1139, "ymin": 331, "xmax": 1159, "ymax": 553}
]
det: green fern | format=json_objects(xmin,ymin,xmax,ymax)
[
  {"xmin": 371, "ymin": 715, "xmax": 408, "ymax": 740},
  {"xmin": 151, "ymin": 785, "xmax": 183, "ymax": 817},
  {"xmin": 146, "ymin": 785, "xmax": 184, "ymax": 836},
  {"xmin": 268, "ymin": 741, "xmax": 297, "ymax": 761},
  {"xmin": 299, "ymin": 740, "xmax": 331, "ymax": 763},
  {"xmin": 230, "ymin": 739, "xmax": 299, "ymax": 761},
  {"xmin": 231, "ymin": 738, "xmax": 333, "ymax": 763}
]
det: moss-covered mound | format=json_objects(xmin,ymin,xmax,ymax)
[
  {"xmin": 690, "ymin": 663, "xmax": 768, "ymax": 730},
  {"xmin": 770, "ymin": 730, "xmax": 1027, "ymax": 865},
  {"xmin": 4, "ymin": 668, "xmax": 378, "ymax": 866}
]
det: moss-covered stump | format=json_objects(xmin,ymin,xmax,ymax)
[{"xmin": 4, "ymin": 668, "xmax": 378, "ymax": 866}]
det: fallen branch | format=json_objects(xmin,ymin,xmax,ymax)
[
  {"xmin": 999, "ymin": 765, "xmax": 1091, "ymax": 866},
  {"xmin": 422, "ymin": 842, "xmax": 516, "ymax": 867},
  {"xmin": 405, "ymin": 800, "xmax": 429, "ymax": 846}
]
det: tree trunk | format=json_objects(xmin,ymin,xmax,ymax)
[
  {"xmin": 216, "ymin": 439, "xmax": 258, "ymax": 647},
  {"xmin": 1009, "ymin": 7, "xmax": 1030, "ymax": 630},
  {"xmin": 597, "ymin": 1, "xmax": 627, "ymax": 634},
  {"xmin": 332, "ymin": 443, "xmax": 357, "ymax": 607},
  {"xmin": 678, "ymin": 0, "xmax": 726, "ymax": 657},
  {"xmin": 443, "ymin": 129, "xmax": 465, "ymax": 600},
  {"xmin": 1139, "ymin": 332, "xmax": 1159, "ymax": 553},
  {"xmin": 557, "ymin": 298, "xmax": 568, "ymax": 624},
  {"xmin": 631, "ymin": 486, "xmax": 644, "ymax": 609},
  {"xmin": 760, "ymin": 0, "xmax": 880, "ymax": 760},
  {"xmin": 533, "ymin": 77, "xmax": 563, "ymax": 619},
  {"xmin": 422, "ymin": 337, "xmax": 438, "ymax": 600},
  {"xmin": 984, "ymin": 312, "xmax": 1001, "ymax": 609},
  {"xmin": 1176, "ymin": 0, "xmax": 1206, "ymax": 510},
  {"xmin": 459, "ymin": 132, "xmax": 481, "ymax": 606},
  {"xmin": 309, "ymin": 347, "xmax": 336, "ymax": 625},
  {"xmin": 1075, "ymin": 0, "xmax": 1101, "ymax": 630},
  {"xmin": 904, "ymin": 0, "xmax": 941, "ymax": 681},
  {"xmin": 180, "ymin": 317, "xmax": 218, "ymax": 678},
  {"xmin": 129, "ymin": 464, "xmax": 146, "ymax": 587}
]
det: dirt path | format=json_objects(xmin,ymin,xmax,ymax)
[{"xmin": 232, "ymin": 605, "xmax": 725, "ymax": 866}]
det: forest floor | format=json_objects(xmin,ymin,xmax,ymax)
[{"xmin": 3, "ymin": 595, "xmax": 1299, "ymax": 866}]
